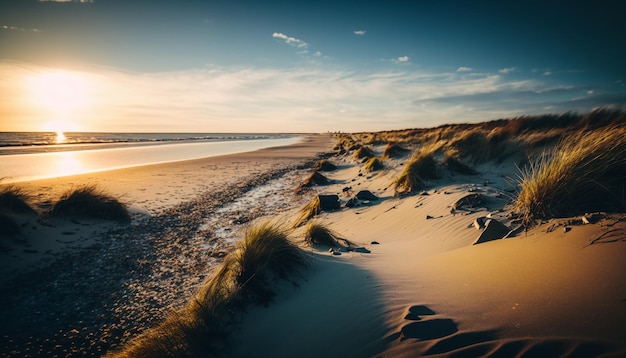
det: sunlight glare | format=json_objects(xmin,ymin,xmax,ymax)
[
  {"xmin": 55, "ymin": 131, "xmax": 67, "ymax": 144},
  {"xmin": 29, "ymin": 70, "xmax": 91, "ymax": 112},
  {"xmin": 55, "ymin": 152, "xmax": 83, "ymax": 177}
]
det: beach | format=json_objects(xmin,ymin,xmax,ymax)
[
  {"xmin": 0, "ymin": 134, "xmax": 334, "ymax": 356},
  {"xmin": 2, "ymin": 123, "xmax": 626, "ymax": 358}
]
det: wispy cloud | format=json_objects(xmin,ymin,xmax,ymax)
[
  {"xmin": 2, "ymin": 25, "xmax": 40, "ymax": 32},
  {"xmin": 272, "ymin": 32, "xmax": 308, "ymax": 48},
  {"xmin": 499, "ymin": 67, "xmax": 517, "ymax": 74},
  {"xmin": 313, "ymin": 51, "xmax": 322, "ymax": 57},
  {"xmin": 353, "ymin": 30, "xmax": 366, "ymax": 35},
  {"xmin": 457, "ymin": 66, "xmax": 472, "ymax": 72},
  {"xmin": 394, "ymin": 56, "xmax": 410, "ymax": 63},
  {"xmin": 1, "ymin": 63, "xmax": 621, "ymax": 132}
]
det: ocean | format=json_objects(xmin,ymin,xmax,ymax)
[{"xmin": 0, "ymin": 132, "xmax": 301, "ymax": 182}]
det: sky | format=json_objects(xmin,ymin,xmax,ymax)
[{"xmin": 1, "ymin": 0, "xmax": 625, "ymax": 133}]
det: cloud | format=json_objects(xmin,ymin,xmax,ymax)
[
  {"xmin": 394, "ymin": 56, "xmax": 409, "ymax": 63},
  {"xmin": 499, "ymin": 67, "xmax": 517, "ymax": 74},
  {"xmin": 543, "ymin": 71, "xmax": 552, "ymax": 76},
  {"xmin": 2, "ymin": 25, "xmax": 40, "ymax": 32},
  {"xmin": 2, "ymin": 62, "xmax": 622, "ymax": 133},
  {"xmin": 353, "ymin": 30, "xmax": 366, "ymax": 35},
  {"xmin": 313, "ymin": 51, "xmax": 322, "ymax": 57},
  {"xmin": 272, "ymin": 32, "xmax": 308, "ymax": 48},
  {"xmin": 457, "ymin": 67, "xmax": 472, "ymax": 72}
]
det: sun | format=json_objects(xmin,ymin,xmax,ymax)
[{"xmin": 29, "ymin": 70, "xmax": 91, "ymax": 112}]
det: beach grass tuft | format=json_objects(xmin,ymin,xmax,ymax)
[
  {"xmin": 304, "ymin": 221, "xmax": 352, "ymax": 247},
  {"xmin": 393, "ymin": 147, "xmax": 439, "ymax": 195},
  {"xmin": 314, "ymin": 159, "xmax": 337, "ymax": 172},
  {"xmin": 109, "ymin": 221, "xmax": 306, "ymax": 358},
  {"xmin": 0, "ymin": 185, "xmax": 35, "ymax": 214},
  {"xmin": 364, "ymin": 157, "xmax": 384, "ymax": 172},
  {"xmin": 515, "ymin": 126, "xmax": 626, "ymax": 224},
  {"xmin": 49, "ymin": 185, "xmax": 130, "ymax": 222},
  {"xmin": 382, "ymin": 143, "xmax": 409, "ymax": 159},
  {"xmin": 442, "ymin": 155, "xmax": 478, "ymax": 175},
  {"xmin": 292, "ymin": 196, "xmax": 321, "ymax": 228},
  {"xmin": 353, "ymin": 145, "xmax": 375, "ymax": 160}
]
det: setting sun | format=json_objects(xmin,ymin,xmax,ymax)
[{"xmin": 29, "ymin": 70, "xmax": 91, "ymax": 112}]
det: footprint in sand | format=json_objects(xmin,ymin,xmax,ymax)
[{"xmin": 400, "ymin": 305, "xmax": 456, "ymax": 340}]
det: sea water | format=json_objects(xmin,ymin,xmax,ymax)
[{"xmin": 0, "ymin": 132, "xmax": 301, "ymax": 182}]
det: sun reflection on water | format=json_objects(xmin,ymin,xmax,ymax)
[
  {"xmin": 55, "ymin": 151, "xmax": 83, "ymax": 177},
  {"xmin": 55, "ymin": 131, "xmax": 67, "ymax": 144}
]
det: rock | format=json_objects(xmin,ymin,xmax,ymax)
[
  {"xmin": 318, "ymin": 194, "xmax": 340, "ymax": 211},
  {"xmin": 426, "ymin": 215, "xmax": 434, "ymax": 220},
  {"xmin": 564, "ymin": 227, "xmax": 571, "ymax": 233},
  {"xmin": 473, "ymin": 217, "xmax": 486, "ymax": 230},
  {"xmin": 345, "ymin": 197, "xmax": 360, "ymax": 208},
  {"xmin": 356, "ymin": 190, "xmax": 379, "ymax": 201},
  {"xmin": 452, "ymin": 193, "xmax": 486, "ymax": 210},
  {"xmin": 371, "ymin": 241, "xmax": 380, "ymax": 245},
  {"xmin": 473, "ymin": 219, "xmax": 510, "ymax": 244},
  {"xmin": 354, "ymin": 247, "xmax": 371, "ymax": 253}
]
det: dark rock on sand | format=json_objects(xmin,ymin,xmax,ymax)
[
  {"xmin": 318, "ymin": 194, "xmax": 340, "ymax": 211},
  {"xmin": 473, "ymin": 219, "xmax": 510, "ymax": 245},
  {"xmin": 453, "ymin": 193, "xmax": 486, "ymax": 210},
  {"xmin": 355, "ymin": 190, "xmax": 379, "ymax": 201}
]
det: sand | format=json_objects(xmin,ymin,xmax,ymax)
[{"xmin": 2, "ymin": 135, "xmax": 625, "ymax": 357}]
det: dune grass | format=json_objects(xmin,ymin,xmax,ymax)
[
  {"xmin": 49, "ymin": 184, "xmax": 130, "ymax": 222},
  {"xmin": 515, "ymin": 126, "xmax": 626, "ymax": 224},
  {"xmin": 364, "ymin": 157, "xmax": 384, "ymax": 172},
  {"xmin": 110, "ymin": 221, "xmax": 306, "ymax": 358},
  {"xmin": 314, "ymin": 159, "xmax": 337, "ymax": 172},
  {"xmin": 442, "ymin": 155, "xmax": 478, "ymax": 175},
  {"xmin": 382, "ymin": 143, "xmax": 409, "ymax": 159},
  {"xmin": 0, "ymin": 185, "xmax": 35, "ymax": 214},
  {"xmin": 0, "ymin": 185, "xmax": 36, "ymax": 238},
  {"xmin": 304, "ymin": 221, "xmax": 352, "ymax": 247},
  {"xmin": 393, "ymin": 147, "xmax": 439, "ymax": 195},
  {"xmin": 292, "ymin": 196, "xmax": 321, "ymax": 228},
  {"xmin": 353, "ymin": 145, "xmax": 375, "ymax": 160}
]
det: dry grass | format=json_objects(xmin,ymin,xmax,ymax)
[
  {"xmin": 382, "ymin": 143, "xmax": 409, "ymax": 159},
  {"xmin": 314, "ymin": 160, "xmax": 337, "ymax": 172},
  {"xmin": 442, "ymin": 155, "xmax": 478, "ymax": 175},
  {"xmin": 515, "ymin": 126, "xmax": 626, "ymax": 224},
  {"xmin": 110, "ymin": 221, "xmax": 306, "ymax": 358},
  {"xmin": 364, "ymin": 157, "xmax": 384, "ymax": 172},
  {"xmin": 304, "ymin": 221, "xmax": 352, "ymax": 247},
  {"xmin": 393, "ymin": 147, "xmax": 439, "ymax": 195},
  {"xmin": 49, "ymin": 185, "xmax": 130, "ymax": 222},
  {"xmin": 292, "ymin": 196, "xmax": 321, "ymax": 228},
  {"xmin": 0, "ymin": 185, "xmax": 35, "ymax": 214},
  {"xmin": 0, "ymin": 185, "xmax": 36, "ymax": 238},
  {"xmin": 353, "ymin": 146, "xmax": 375, "ymax": 160}
]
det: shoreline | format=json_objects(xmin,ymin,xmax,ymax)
[{"xmin": 0, "ymin": 134, "xmax": 334, "ymax": 357}]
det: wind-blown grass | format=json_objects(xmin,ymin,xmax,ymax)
[
  {"xmin": 0, "ymin": 185, "xmax": 35, "ymax": 214},
  {"xmin": 364, "ymin": 157, "xmax": 384, "ymax": 172},
  {"xmin": 515, "ymin": 126, "xmax": 626, "ymax": 224},
  {"xmin": 292, "ymin": 196, "xmax": 321, "ymax": 228},
  {"xmin": 110, "ymin": 221, "xmax": 306, "ymax": 358},
  {"xmin": 393, "ymin": 147, "xmax": 439, "ymax": 195},
  {"xmin": 353, "ymin": 146, "xmax": 375, "ymax": 160},
  {"xmin": 314, "ymin": 159, "xmax": 337, "ymax": 172},
  {"xmin": 382, "ymin": 143, "xmax": 409, "ymax": 159},
  {"xmin": 442, "ymin": 155, "xmax": 478, "ymax": 175},
  {"xmin": 304, "ymin": 221, "xmax": 352, "ymax": 247},
  {"xmin": 0, "ymin": 185, "xmax": 35, "ymax": 237},
  {"xmin": 50, "ymin": 185, "xmax": 130, "ymax": 222}
]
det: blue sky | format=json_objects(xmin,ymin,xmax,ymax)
[{"xmin": 1, "ymin": 0, "xmax": 625, "ymax": 132}]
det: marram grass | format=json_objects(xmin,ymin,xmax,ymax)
[
  {"xmin": 109, "ymin": 221, "xmax": 306, "ymax": 358},
  {"xmin": 393, "ymin": 147, "xmax": 439, "ymax": 195},
  {"xmin": 304, "ymin": 221, "xmax": 352, "ymax": 247},
  {"xmin": 50, "ymin": 184, "xmax": 130, "ymax": 222},
  {"xmin": 364, "ymin": 157, "xmax": 384, "ymax": 172},
  {"xmin": 515, "ymin": 126, "xmax": 626, "ymax": 224},
  {"xmin": 292, "ymin": 196, "xmax": 321, "ymax": 228}
]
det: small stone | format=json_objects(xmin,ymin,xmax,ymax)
[
  {"xmin": 426, "ymin": 215, "xmax": 434, "ymax": 220},
  {"xmin": 564, "ymin": 227, "xmax": 571, "ymax": 233},
  {"xmin": 371, "ymin": 241, "xmax": 380, "ymax": 245},
  {"xmin": 332, "ymin": 251, "xmax": 342, "ymax": 256}
]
